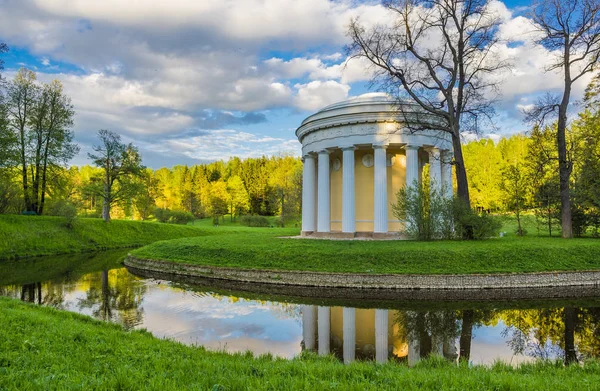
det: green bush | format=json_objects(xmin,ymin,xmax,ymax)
[
  {"xmin": 154, "ymin": 207, "xmax": 170, "ymax": 223},
  {"xmin": 393, "ymin": 182, "xmax": 501, "ymax": 241},
  {"xmin": 240, "ymin": 215, "xmax": 270, "ymax": 227},
  {"xmin": 168, "ymin": 210, "xmax": 195, "ymax": 225},
  {"xmin": 48, "ymin": 200, "xmax": 78, "ymax": 229},
  {"xmin": 154, "ymin": 208, "xmax": 195, "ymax": 225}
]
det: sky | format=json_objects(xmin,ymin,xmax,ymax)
[{"xmin": 0, "ymin": 0, "xmax": 593, "ymax": 168}]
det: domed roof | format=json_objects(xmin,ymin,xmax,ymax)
[{"xmin": 316, "ymin": 93, "xmax": 395, "ymax": 113}]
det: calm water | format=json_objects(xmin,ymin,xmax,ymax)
[{"xmin": 1, "ymin": 250, "xmax": 599, "ymax": 365}]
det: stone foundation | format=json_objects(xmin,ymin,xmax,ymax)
[
  {"xmin": 125, "ymin": 255, "xmax": 600, "ymax": 291},
  {"xmin": 300, "ymin": 231, "xmax": 407, "ymax": 240}
]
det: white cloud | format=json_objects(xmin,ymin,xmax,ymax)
[
  {"xmin": 294, "ymin": 80, "xmax": 351, "ymax": 111},
  {"xmin": 145, "ymin": 129, "xmax": 301, "ymax": 161}
]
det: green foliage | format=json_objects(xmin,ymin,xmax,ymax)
[
  {"xmin": 392, "ymin": 181, "xmax": 453, "ymax": 240},
  {"xmin": 240, "ymin": 215, "xmax": 270, "ymax": 227},
  {"xmin": 2, "ymin": 297, "xmax": 600, "ymax": 390},
  {"xmin": 0, "ymin": 215, "xmax": 207, "ymax": 260},
  {"xmin": 152, "ymin": 208, "xmax": 195, "ymax": 225},
  {"xmin": 393, "ymin": 181, "xmax": 500, "ymax": 241},
  {"xmin": 49, "ymin": 200, "xmax": 77, "ymax": 229}
]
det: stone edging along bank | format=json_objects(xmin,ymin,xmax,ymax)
[{"xmin": 125, "ymin": 256, "xmax": 600, "ymax": 290}]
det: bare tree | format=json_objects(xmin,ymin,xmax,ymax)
[
  {"xmin": 88, "ymin": 130, "xmax": 144, "ymax": 222},
  {"xmin": 347, "ymin": 0, "xmax": 508, "ymax": 208},
  {"xmin": 0, "ymin": 42, "xmax": 7, "ymax": 82},
  {"xmin": 526, "ymin": 0, "xmax": 600, "ymax": 238}
]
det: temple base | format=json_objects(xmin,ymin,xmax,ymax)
[{"xmin": 300, "ymin": 231, "xmax": 407, "ymax": 240}]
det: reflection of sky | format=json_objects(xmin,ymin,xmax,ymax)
[
  {"xmin": 470, "ymin": 322, "xmax": 534, "ymax": 365},
  {"xmin": 0, "ymin": 267, "xmax": 573, "ymax": 364},
  {"xmin": 139, "ymin": 283, "xmax": 303, "ymax": 358}
]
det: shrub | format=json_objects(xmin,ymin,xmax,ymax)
[
  {"xmin": 153, "ymin": 208, "xmax": 195, "ymax": 225},
  {"xmin": 168, "ymin": 210, "xmax": 195, "ymax": 225},
  {"xmin": 154, "ymin": 207, "xmax": 170, "ymax": 223},
  {"xmin": 240, "ymin": 215, "xmax": 270, "ymax": 227},
  {"xmin": 392, "ymin": 182, "xmax": 501, "ymax": 241},
  {"xmin": 49, "ymin": 200, "xmax": 78, "ymax": 229}
]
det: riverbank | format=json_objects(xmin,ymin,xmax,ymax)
[
  {"xmin": 1, "ymin": 297, "xmax": 598, "ymax": 390},
  {"xmin": 129, "ymin": 231, "xmax": 600, "ymax": 275},
  {"xmin": 0, "ymin": 215, "xmax": 210, "ymax": 260}
]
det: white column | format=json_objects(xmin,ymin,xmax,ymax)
[
  {"xmin": 318, "ymin": 306, "xmax": 330, "ymax": 356},
  {"xmin": 441, "ymin": 149, "xmax": 454, "ymax": 199},
  {"xmin": 343, "ymin": 307, "xmax": 356, "ymax": 363},
  {"xmin": 373, "ymin": 144, "xmax": 388, "ymax": 233},
  {"xmin": 375, "ymin": 309, "xmax": 389, "ymax": 363},
  {"xmin": 302, "ymin": 305, "xmax": 317, "ymax": 351},
  {"xmin": 429, "ymin": 147, "xmax": 442, "ymax": 195},
  {"xmin": 317, "ymin": 150, "xmax": 331, "ymax": 233},
  {"xmin": 408, "ymin": 339, "xmax": 420, "ymax": 367},
  {"xmin": 301, "ymin": 154, "xmax": 316, "ymax": 233},
  {"xmin": 342, "ymin": 146, "xmax": 356, "ymax": 234},
  {"xmin": 405, "ymin": 145, "xmax": 420, "ymax": 189}
]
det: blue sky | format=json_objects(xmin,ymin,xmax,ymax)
[{"xmin": 0, "ymin": 0, "xmax": 591, "ymax": 168}]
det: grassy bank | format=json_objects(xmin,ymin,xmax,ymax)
[
  {"xmin": 0, "ymin": 215, "xmax": 211, "ymax": 260},
  {"xmin": 131, "ymin": 231, "xmax": 600, "ymax": 275},
  {"xmin": 1, "ymin": 297, "xmax": 598, "ymax": 390}
]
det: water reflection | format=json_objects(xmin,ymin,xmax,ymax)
[{"xmin": 1, "ymin": 252, "xmax": 600, "ymax": 366}]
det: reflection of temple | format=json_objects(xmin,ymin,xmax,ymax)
[{"xmin": 302, "ymin": 305, "xmax": 458, "ymax": 364}]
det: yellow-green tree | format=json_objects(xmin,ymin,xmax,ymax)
[{"xmin": 226, "ymin": 175, "xmax": 249, "ymax": 221}]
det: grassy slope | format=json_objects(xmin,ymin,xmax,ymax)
[
  {"xmin": 131, "ymin": 230, "xmax": 600, "ymax": 274},
  {"xmin": 0, "ymin": 215, "xmax": 211, "ymax": 260},
  {"xmin": 1, "ymin": 297, "xmax": 598, "ymax": 391}
]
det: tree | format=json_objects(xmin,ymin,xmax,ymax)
[
  {"xmin": 0, "ymin": 42, "xmax": 7, "ymax": 82},
  {"xmin": 6, "ymin": 68, "xmax": 38, "ymax": 212},
  {"xmin": 268, "ymin": 156, "xmax": 302, "ymax": 227},
  {"xmin": 88, "ymin": 130, "xmax": 144, "ymax": 222},
  {"xmin": 207, "ymin": 181, "xmax": 228, "ymax": 225},
  {"xmin": 526, "ymin": 0, "xmax": 600, "ymax": 238},
  {"xmin": 28, "ymin": 80, "xmax": 77, "ymax": 214},
  {"xmin": 347, "ymin": 0, "xmax": 508, "ymax": 209},
  {"xmin": 133, "ymin": 169, "xmax": 160, "ymax": 220},
  {"xmin": 501, "ymin": 164, "xmax": 528, "ymax": 235},
  {"xmin": 226, "ymin": 175, "xmax": 249, "ymax": 221}
]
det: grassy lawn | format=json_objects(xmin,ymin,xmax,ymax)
[
  {"xmin": 130, "ymin": 228, "xmax": 600, "ymax": 274},
  {"xmin": 0, "ymin": 215, "xmax": 211, "ymax": 260},
  {"xmin": 1, "ymin": 297, "xmax": 598, "ymax": 391}
]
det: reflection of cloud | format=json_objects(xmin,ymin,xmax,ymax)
[
  {"xmin": 469, "ymin": 324, "xmax": 537, "ymax": 365},
  {"xmin": 138, "ymin": 285, "xmax": 303, "ymax": 358}
]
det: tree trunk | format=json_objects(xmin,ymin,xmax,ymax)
[
  {"xmin": 558, "ymin": 59, "xmax": 573, "ymax": 238},
  {"xmin": 451, "ymin": 132, "xmax": 470, "ymax": 208},
  {"xmin": 20, "ymin": 130, "xmax": 31, "ymax": 213},
  {"xmin": 459, "ymin": 310, "xmax": 474, "ymax": 362},
  {"xmin": 563, "ymin": 307, "xmax": 578, "ymax": 365},
  {"xmin": 39, "ymin": 146, "xmax": 50, "ymax": 215},
  {"xmin": 102, "ymin": 183, "xmax": 111, "ymax": 222}
]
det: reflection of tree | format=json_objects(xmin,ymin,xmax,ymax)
[
  {"xmin": 78, "ymin": 268, "xmax": 146, "ymax": 330},
  {"xmin": 459, "ymin": 310, "xmax": 473, "ymax": 362},
  {"xmin": 395, "ymin": 310, "xmax": 460, "ymax": 360},
  {"xmin": 500, "ymin": 307, "xmax": 600, "ymax": 365},
  {"xmin": 564, "ymin": 307, "xmax": 578, "ymax": 365},
  {"xmin": 457, "ymin": 309, "xmax": 498, "ymax": 362}
]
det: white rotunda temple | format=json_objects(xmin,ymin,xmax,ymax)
[{"xmin": 296, "ymin": 93, "xmax": 454, "ymax": 238}]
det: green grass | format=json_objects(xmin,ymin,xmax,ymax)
[
  {"xmin": 1, "ymin": 296, "xmax": 598, "ymax": 390},
  {"xmin": 0, "ymin": 215, "xmax": 211, "ymax": 260},
  {"xmin": 131, "ymin": 229, "xmax": 600, "ymax": 274}
]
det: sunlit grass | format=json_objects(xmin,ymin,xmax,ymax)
[
  {"xmin": 0, "ymin": 215, "xmax": 210, "ymax": 260},
  {"xmin": 131, "ymin": 229, "xmax": 600, "ymax": 274}
]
